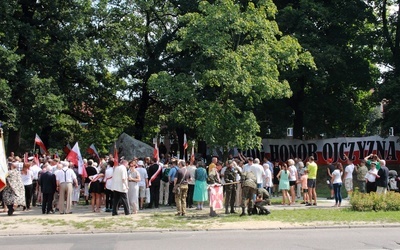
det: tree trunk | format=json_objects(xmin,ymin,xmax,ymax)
[
  {"xmin": 133, "ymin": 82, "xmax": 150, "ymax": 141},
  {"xmin": 7, "ymin": 129, "xmax": 21, "ymax": 156},
  {"xmin": 293, "ymin": 109, "xmax": 304, "ymax": 140}
]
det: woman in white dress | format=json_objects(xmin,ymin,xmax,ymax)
[{"xmin": 127, "ymin": 160, "xmax": 141, "ymax": 214}]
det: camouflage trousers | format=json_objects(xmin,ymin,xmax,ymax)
[
  {"xmin": 175, "ymin": 184, "xmax": 188, "ymax": 215},
  {"xmin": 241, "ymin": 186, "xmax": 256, "ymax": 210}
]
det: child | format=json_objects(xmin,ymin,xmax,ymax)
[{"xmin": 300, "ymin": 169, "xmax": 309, "ymax": 205}]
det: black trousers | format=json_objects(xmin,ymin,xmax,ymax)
[
  {"xmin": 42, "ymin": 193, "xmax": 54, "ymax": 214},
  {"xmin": 105, "ymin": 189, "xmax": 113, "ymax": 209},
  {"xmin": 168, "ymin": 182, "xmax": 175, "ymax": 205},
  {"xmin": 149, "ymin": 185, "xmax": 160, "ymax": 208},
  {"xmin": 112, "ymin": 191, "xmax": 129, "ymax": 215},
  {"xmin": 32, "ymin": 180, "xmax": 38, "ymax": 206},
  {"xmin": 187, "ymin": 184, "xmax": 195, "ymax": 207},
  {"xmin": 366, "ymin": 181, "xmax": 377, "ymax": 193},
  {"xmin": 24, "ymin": 184, "xmax": 33, "ymax": 209}
]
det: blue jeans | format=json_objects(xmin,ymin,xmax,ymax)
[{"xmin": 333, "ymin": 183, "xmax": 342, "ymax": 204}]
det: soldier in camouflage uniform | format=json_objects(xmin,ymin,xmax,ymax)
[
  {"xmin": 240, "ymin": 171, "xmax": 257, "ymax": 216},
  {"xmin": 224, "ymin": 160, "xmax": 239, "ymax": 214},
  {"xmin": 255, "ymin": 188, "xmax": 271, "ymax": 215}
]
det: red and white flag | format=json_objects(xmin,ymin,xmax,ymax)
[
  {"xmin": 183, "ymin": 133, "xmax": 188, "ymax": 150},
  {"xmin": 113, "ymin": 144, "xmax": 119, "ymax": 167},
  {"xmin": 66, "ymin": 142, "xmax": 87, "ymax": 178},
  {"xmin": 153, "ymin": 142, "xmax": 159, "ymax": 163},
  {"xmin": 63, "ymin": 143, "xmax": 71, "ymax": 155},
  {"xmin": 35, "ymin": 134, "xmax": 49, "ymax": 155},
  {"xmin": 87, "ymin": 143, "xmax": 100, "ymax": 160},
  {"xmin": 0, "ymin": 128, "xmax": 8, "ymax": 191},
  {"xmin": 34, "ymin": 154, "xmax": 40, "ymax": 167},
  {"xmin": 190, "ymin": 145, "xmax": 195, "ymax": 164}
]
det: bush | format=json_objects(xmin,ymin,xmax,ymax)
[{"xmin": 350, "ymin": 191, "xmax": 400, "ymax": 211}]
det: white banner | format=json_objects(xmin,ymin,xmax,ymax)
[{"xmin": 262, "ymin": 136, "xmax": 400, "ymax": 164}]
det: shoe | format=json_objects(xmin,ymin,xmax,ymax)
[
  {"xmin": 189, "ymin": 205, "xmax": 193, "ymax": 208},
  {"xmin": 195, "ymin": 207, "xmax": 201, "ymax": 210},
  {"xmin": 265, "ymin": 210, "xmax": 271, "ymax": 215},
  {"xmin": 230, "ymin": 210, "xmax": 237, "ymax": 214},
  {"xmin": 112, "ymin": 213, "xmax": 118, "ymax": 216},
  {"xmin": 66, "ymin": 212, "xmax": 73, "ymax": 214},
  {"xmin": 181, "ymin": 213, "xmax": 185, "ymax": 216},
  {"xmin": 313, "ymin": 203, "xmax": 317, "ymax": 206},
  {"xmin": 305, "ymin": 203, "xmax": 312, "ymax": 206},
  {"xmin": 300, "ymin": 201, "xmax": 306, "ymax": 204},
  {"xmin": 85, "ymin": 200, "xmax": 89, "ymax": 205},
  {"xmin": 175, "ymin": 213, "xmax": 181, "ymax": 216},
  {"xmin": 327, "ymin": 197, "xmax": 334, "ymax": 200}
]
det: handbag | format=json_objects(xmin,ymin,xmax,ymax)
[
  {"xmin": 173, "ymin": 184, "xmax": 181, "ymax": 195},
  {"xmin": 173, "ymin": 168, "xmax": 187, "ymax": 195}
]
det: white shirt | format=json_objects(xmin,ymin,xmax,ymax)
[
  {"xmin": 30, "ymin": 164, "xmax": 41, "ymax": 180},
  {"xmin": 365, "ymin": 168, "xmax": 378, "ymax": 182},
  {"xmin": 345, "ymin": 164, "xmax": 355, "ymax": 179},
  {"xmin": 250, "ymin": 163, "xmax": 264, "ymax": 184},
  {"xmin": 243, "ymin": 163, "xmax": 252, "ymax": 173},
  {"xmin": 111, "ymin": 165, "xmax": 128, "ymax": 193},
  {"xmin": 288, "ymin": 165, "xmax": 298, "ymax": 181},
  {"xmin": 55, "ymin": 167, "xmax": 77, "ymax": 183},
  {"xmin": 136, "ymin": 167, "xmax": 148, "ymax": 187},
  {"xmin": 332, "ymin": 169, "xmax": 343, "ymax": 184},
  {"xmin": 104, "ymin": 166, "xmax": 114, "ymax": 190},
  {"xmin": 21, "ymin": 170, "xmax": 33, "ymax": 185},
  {"xmin": 264, "ymin": 168, "xmax": 273, "ymax": 187}
]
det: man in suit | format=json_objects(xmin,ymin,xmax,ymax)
[
  {"xmin": 39, "ymin": 164, "xmax": 57, "ymax": 214},
  {"xmin": 147, "ymin": 158, "xmax": 162, "ymax": 209}
]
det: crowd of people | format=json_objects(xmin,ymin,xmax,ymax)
[{"xmin": 0, "ymin": 151, "xmax": 391, "ymax": 217}]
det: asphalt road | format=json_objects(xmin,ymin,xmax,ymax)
[{"xmin": 0, "ymin": 227, "xmax": 399, "ymax": 250}]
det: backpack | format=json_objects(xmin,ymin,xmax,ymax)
[{"xmin": 161, "ymin": 168, "xmax": 170, "ymax": 182}]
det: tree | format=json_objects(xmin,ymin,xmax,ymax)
[
  {"xmin": 149, "ymin": 0, "xmax": 314, "ymax": 159},
  {"xmin": 373, "ymin": 0, "xmax": 400, "ymax": 135},
  {"xmin": 272, "ymin": 0, "xmax": 380, "ymax": 139},
  {"xmin": 0, "ymin": 0, "xmax": 125, "ymax": 154}
]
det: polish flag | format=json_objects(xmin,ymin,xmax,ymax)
[
  {"xmin": 153, "ymin": 142, "xmax": 159, "ymax": 163},
  {"xmin": 34, "ymin": 154, "xmax": 40, "ymax": 167},
  {"xmin": 0, "ymin": 128, "xmax": 8, "ymax": 191},
  {"xmin": 113, "ymin": 144, "xmax": 119, "ymax": 167},
  {"xmin": 35, "ymin": 134, "xmax": 49, "ymax": 155},
  {"xmin": 190, "ymin": 145, "xmax": 195, "ymax": 164},
  {"xmin": 66, "ymin": 142, "xmax": 87, "ymax": 178},
  {"xmin": 183, "ymin": 133, "xmax": 188, "ymax": 150},
  {"xmin": 87, "ymin": 143, "xmax": 100, "ymax": 160},
  {"xmin": 63, "ymin": 143, "xmax": 71, "ymax": 155}
]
